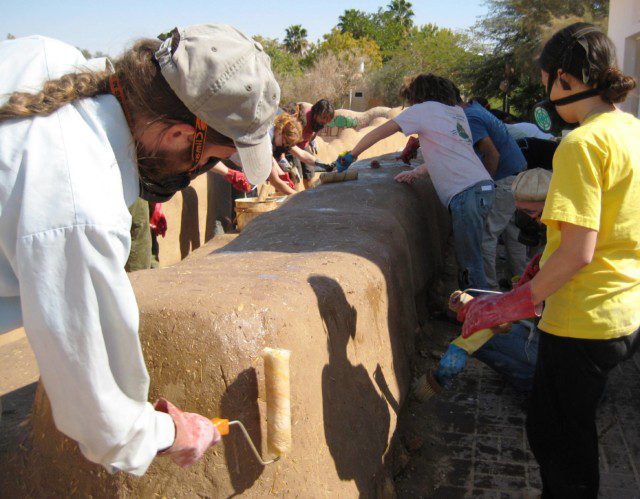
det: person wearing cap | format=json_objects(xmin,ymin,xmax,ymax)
[
  {"xmin": 434, "ymin": 169, "xmax": 552, "ymax": 392},
  {"xmin": 0, "ymin": 25, "xmax": 279, "ymax": 474}
]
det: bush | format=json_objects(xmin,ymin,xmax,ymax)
[{"xmin": 278, "ymin": 50, "xmax": 376, "ymax": 108}]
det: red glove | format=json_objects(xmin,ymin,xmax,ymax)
[
  {"xmin": 457, "ymin": 282, "xmax": 541, "ymax": 338},
  {"xmin": 154, "ymin": 398, "xmax": 221, "ymax": 467},
  {"xmin": 279, "ymin": 172, "xmax": 295, "ymax": 190},
  {"xmin": 515, "ymin": 253, "xmax": 543, "ymax": 288},
  {"xmin": 396, "ymin": 137, "xmax": 420, "ymax": 164},
  {"xmin": 149, "ymin": 203, "xmax": 167, "ymax": 238},
  {"xmin": 225, "ymin": 169, "xmax": 252, "ymax": 192}
]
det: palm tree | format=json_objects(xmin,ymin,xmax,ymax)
[
  {"xmin": 387, "ymin": 0, "xmax": 415, "ymax": 29},
  {"xmin": 337, "ymin": 9, "xmax": 374, "ymax": 39},
  {"xmin": 283, "ymin": 25, "xmax": 309, "ymax": 55}
]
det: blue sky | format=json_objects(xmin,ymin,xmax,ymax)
[{"xmin": 2, "ymin": 0, "xmax": 487, "ymax": 56}]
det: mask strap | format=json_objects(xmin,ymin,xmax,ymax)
[{"xmin": 551, "ymin": 88, "xmax": 601, "ymax": 106}]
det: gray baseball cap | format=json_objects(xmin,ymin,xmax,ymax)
[{"xmin": 155, "ymin": 24, "xmax": 280, "ymax": 185}]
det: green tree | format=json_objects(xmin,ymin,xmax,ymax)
[
  {"xmin": 254, "ymin": 36, "xmax": 302, "ymax": 77},
  {"xmin": 337, "ymin": 9, "xmax": 378, "ymax": 39},
  {"xmin": 283, "ymin": 25, "xmax": 308, "ymax": 55},
  {"xmin": 466, "ymin": 0, "xmax": 609, "ymax": 115},
  {"xmin": 336, "ymin": 6, "xmax": 413, "ymax": 61},
  {"xmin": 387, "ymin": 0, "xmax": 415, "ymax": 29},
  {"xmin": 370, "ymin": 24, "xmax": 480, "ymax": 105},
  {"xmin": 6, "ymin": 33, "xmax": 16, "ymax": 40},
  {"xmin": 317, "ymin": 29, "xmax": 382, "ymax": 69}
]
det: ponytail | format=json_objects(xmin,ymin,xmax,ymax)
[
  {"xmin": 0, "ymin": 71, "xmax": 110, "ymax": 123},
  {"xmin": 597, "ymin": 67, "xmax": 637, "ymax": 104}
]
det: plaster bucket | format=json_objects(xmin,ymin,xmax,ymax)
[{"xmin": 235, "ymin": 196, "xmax": 287, "ymax": 231}]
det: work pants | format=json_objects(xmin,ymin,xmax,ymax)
[
  {"xmin": 481, "ymin": 175, "xmax": 528, "ymax": 289},
  {"xmin": 449, "ymin": 180, "xmax": 495, "ymax": 290},
  {"xmin": 125, "ymin": 198, "xmax": 151, "ymax": 272},
  {"xmin": 526, "ymin": 327, "xmax": 640, "ymax": 498},
  {"xmin": 474, "ymin": 322, "xmax": 538, "ymax": 392}
]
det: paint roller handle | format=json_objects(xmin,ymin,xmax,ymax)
[
  {"xmin": 211, "ymin": 418, "xmax": 230, "ymax": 436},
  {"xmin": 209, "ymin": 418, "xmax": 279, "ymax": 465},
  {"xmin": 459, "ymin": 282, "xmax": 541, "ymax": 338}
]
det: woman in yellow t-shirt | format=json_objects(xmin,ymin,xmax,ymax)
[{"xmin": 458, "ymin": 23, "xmax": 639, "ymax": 497}]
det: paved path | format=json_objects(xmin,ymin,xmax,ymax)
[{"xmin": 399, "ymin": 322, "xmax": 640, "ymax": 498}]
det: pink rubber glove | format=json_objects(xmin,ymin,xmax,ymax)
[
  {"xmin": 154, "ymin": 398, "xmax": 221, "ymax": 467},
  {"xmin": 514, "ymin": 253, "xmax": 542, "ymax": 289},
  {"xmin": 225, "ymin": 169, "xmax": 252, "ymax": 193},
  {"xmin": 458, "ymin": 282, "xmax": 541, "ymax": 338},
  {"xmin": 396, "ymin": 137, "xmax": 420, "ymax": 164},
  {"xmin": 279, "ymin": 172, "xmax": 295, "ymax": 190},
  {"xmin": 149, "ymin": 203, "xmax": 167, "ymax": 238}
]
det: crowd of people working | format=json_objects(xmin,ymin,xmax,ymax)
[{"xmin": 0, "ymin": 19, "xmax": 638, "ymax": 498}]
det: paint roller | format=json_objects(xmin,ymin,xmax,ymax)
[
  {"xmin": 211, "ymin": 347, "xmax": 291, "ymax": 465},
  {"xmin": 413, "ymin": 289, "xmax": 511, "ymax": 402}
]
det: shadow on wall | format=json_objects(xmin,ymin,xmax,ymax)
[
  {"xmin": 219, "ymin": 368, "xmax": 264, "ymax": 496},
  {"xmin": 309, "ymin": 275, "xmax": 390, "ymax": 496},
  {"xmin": 205, "ymin": 172, "xmax": 234, "ymax": 240},
  {"xmin": 0, "ymin": 382, "xmax": 37, "ymax": 457},
  {"xmin": 180, "ymin": 186, "xmax": 201, "ymax": 260},
  {"xmin": 214, "ymin": 162, "xmax": 450, "ymax": 438}
]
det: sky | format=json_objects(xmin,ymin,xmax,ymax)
[{"xmin": 2, "ymin": 0, "xmax": 488, "ymax": 56}]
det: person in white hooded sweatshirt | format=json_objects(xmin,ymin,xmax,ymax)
[{"xmin": 0, "ymin": 25, "xmax": 279, "ymax": 474}]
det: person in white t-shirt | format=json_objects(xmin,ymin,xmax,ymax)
[
  {"xmin": 335, "ymin": 73, "xmax": 495, "ymax": 289},
  {"xmin": 0, "ymin": 25, "xmax": 279, "ymax": 475},
  {"xmin": 506, "ymin": 121, "xmax": 555, "ymax": 141}
]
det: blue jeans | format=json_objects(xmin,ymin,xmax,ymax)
[
  {"xmin": 449, "ymin": 180, "xmax": 495, "ymax": 289},
  {"xmin": 473, "ymin": 322, "xmax": 539, "ymax": 391}
]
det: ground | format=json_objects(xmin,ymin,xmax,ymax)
[
  {"xmin": 2, "ymin": 251, "xmax": 640, "ymax": 497},
  {"xmin": 393, "ymin": 251, "xmax": 640, "ymax": 498}
]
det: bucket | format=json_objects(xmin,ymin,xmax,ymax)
[{"xmin": 235, "ymin": 196, "xmax": 287, "ymax": 231}]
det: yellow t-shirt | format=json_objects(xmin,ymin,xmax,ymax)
[{"xmin": 539, "ymin": 111, "xmax": 640, "ymax": 339}]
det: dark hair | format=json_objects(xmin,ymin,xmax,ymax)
[
  {"xmin": 400, "ymin": 73, "xmax": 457, "ymax": 106},
  {"xmin": 539, "ymin": 22, "xmax": 636, "ymax": 104},
  {"xmin": 311, "ymin": 99, "xmax": 335, "ymax": 119}
]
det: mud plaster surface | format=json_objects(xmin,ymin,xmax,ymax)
[
  {"xmin": 2, "ymin": 153, "xmax": 449, "ymax": 498},
  {"xmin": 156, "ymin": 106, "xmax": 410, "ymax": 268}
]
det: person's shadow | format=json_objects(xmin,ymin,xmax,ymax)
[
  {"xmin": 179, "ymin": 186, "xmax": 200, "ymax": 259},
  {"xmin": 309, "ymin": 275, "xmax": 391, "ymax": 496}
]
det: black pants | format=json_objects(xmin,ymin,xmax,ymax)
[{"xmin": 526, "ymin": 327, "xmax": 640, "ymax": 498}]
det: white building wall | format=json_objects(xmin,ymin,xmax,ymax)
[{"xmin": 608, "ymin": 0, "xmax": 640, "ymax": 116}]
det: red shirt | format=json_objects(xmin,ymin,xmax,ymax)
[{"xmin": 296, "ymin": 109, "xmax": 315, "ymax": 149}]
